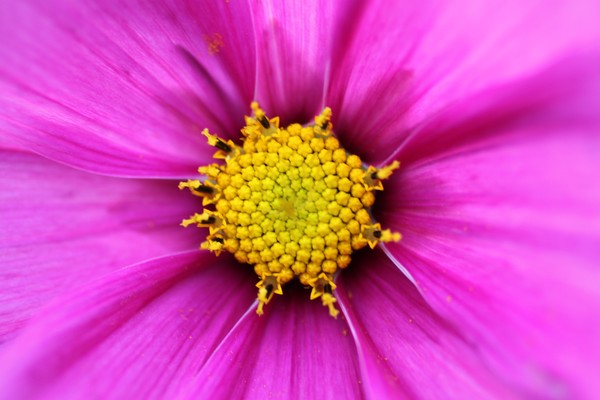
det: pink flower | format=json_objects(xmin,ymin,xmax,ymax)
[{"xmin": 1, "ymin": 0, "xmax": 600, "ymax": 398}]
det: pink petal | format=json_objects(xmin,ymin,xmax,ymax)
[
  {"xmin": 251, "ymin": 0, "xmax": 355, "ymax": 124},
  {"xmin": 382, "ymin": 121, "xmax": 600, "ymax": 396},
  {"xmin": 327, "ymin": 0, "xmax": 600, "ymax": 163},
  {"xmin": 0, "ymin": 251, "xmax": 256, "ymax": 399},
  {"xmin": 184, "ymin": 284, "xmax": 363, "ymax": 399},
  {"xmin": 337, "ymin": 251, "xmax": 511, "ymax": 398},
  {"xmin": 0, "ymin": 150, "xmax": 199, "ymax": 344},
  {"xmin": 0, "ymin": 0, "xmax": 256, "ymax": 178},
  {"xmin": 386, "ymin": 53, "xmax": 600, "ymax": 166}
]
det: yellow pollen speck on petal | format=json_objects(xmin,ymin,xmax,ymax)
[
  {"xmin": 181, "ymin": 103, "xmax": 401, "ymax": 317},
  {"xmin": 203, "ymin": 33, "xmax": 224, "ymax": 55}
]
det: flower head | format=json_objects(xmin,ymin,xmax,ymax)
[
  {"xmin": 181, "ymin": 103, "xmax": 400, "ymax": 317},
  {"xmin": 1, "ymin": 0, "xmax": 600, "ymax": 399}
]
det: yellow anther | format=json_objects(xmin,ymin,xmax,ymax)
[
  {"xmin": 198, "ymin": 164, "xmax": 221, "ymax": 179},
  {"xmin": 361, "ymin": 223, "xmax": 401, "ymax": 249},
  {"xmin": 202, "ymin": 129, "xmax": 236, "ymax": 159},
  {"xmin": 250, "ymin": 101, "xmax": 266, "ymax": 123},
  {"xmin": 321, "ymin": 293, "xmax": 340, "ymax": 318},
  {"xmin": 250, "ymin": 101, "xmax": 279, "ymax": 136},
  {"xmin": 308, "ymin": 273, "xmax": 335, "ymax": 299},
  {"xmin": 181, "ymin": 210, "xmax": 221, "ymax": 229},
  {"xmin": 314, "ymin": 107, "xmax": 333, "ymax": 136},
  {"xmin": 380, "ymin": 229, "xmax": 402, "ymax": 243},
  {"xmin": 256, "ymin": 274, "xmax": 283, "ymax": 315},
  {"xmin": 377, "ymin": 160, "xmax": 400, "ymax": 180},
  {"xmin": 178, "ymin": 179, "xmax": 201, "ymax": 191},
  {"xmin": 181, "ymin": 102, "xmax": 401, "ymax": 317},
  {"xmin": 200, "ymin": 236, "xmax": 225, "ymax": 255},
  {"xmin": 307, "ymin": 273, "xmax": 340, "ymax": 317},
  {"xmin": 363, "ymin": 160, "xmax": 400, "ymax": 190},
  {"xmin": 178, "ymin": 179, "xmax": 218, "ymax": 204},
  {"xmin": 181, "ymin": 213, "xmax": 201, "ymax": 228}
]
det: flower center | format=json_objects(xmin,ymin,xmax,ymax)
[{"xmin": 180, "ymin": 103, "xmax": 400, "ymax": 317}]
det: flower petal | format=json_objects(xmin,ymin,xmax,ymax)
[
  {"xmin": 184, "ymin": 284, "xmax": 363, "ymax": 399},
  {"xmin": 0, "ymin": 151, "xmax": 199, "ymax": 344},
  {"xmin": 337, "ymin": 251, "xmax": 510, "ymax": 398},
  {"xmin": 385, "ymin": 53, "xmax": 600, "ymax": 166},
  {"xmin": 0, "ymin": 251, "xmax": 256, "ymax": 399},
  {"xmin": 0, "ymin": 0, "xmax": 256, "ymax": 177},
  {"xmin": 251, "ymin": 0, "xmax": 353, "ymax": 124},
  {"xmin": 328, "ymin": 0, "xmax": 600, "ymax": 163},
  {"xmin": 382, "ymin": 122, "xmax": 600, "ymax": 396}
]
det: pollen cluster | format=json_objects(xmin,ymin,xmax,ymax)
[{"xmin": 181, "ymin": 103, "xmax": 400, "ymax": 317}]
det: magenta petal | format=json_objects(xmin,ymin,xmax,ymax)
[
  {"xmin": 184, "ymin": 285, "xmax": 362, "ymax": 399},
  {"xmin": 328, "ymin": 1, "xmax": 600, "ymax": 163},
  {"xmin": 388, "ymin": 54, "xmax": 600, "ymax": 166},
  {"xmin": 0, "ymin": 151, "xmax": 199, "ymax": 344},
  {"xmin": 338, "ymin": 251, "xmax": 510, "ymax": 398},
  {"xmin": 0, "ymin": 251, "xmax": 256, "ymax": 399},
  {"xmin": 251, "ymin": 0, "xmax": 350, "ymax": 124},
  {"xmin": 382, "ymin": 125, "xmax": 600, "ymax": 396},
  {"xmin": 0, "ymin": 0, "xmax": 256, "ymax": 177}
]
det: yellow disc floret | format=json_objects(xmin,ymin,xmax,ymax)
[{"xmin": 181, "ymin": 103, "xmax": 401, "ymax": 317}]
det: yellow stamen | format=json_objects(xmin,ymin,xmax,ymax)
[
  {"xmin": 256, "ymin": 275, "xmax": 283, "ymax": 315},
  {"xmin": 202, "ymin": 128, "xmax": 237, "ymax": 159},
  {"xmin": 321, "ymin": 293, "xmax": 340, "ymax": 319},
  {"xmin": 181, "ymin": 103, "xmax": 401, "ymax": 317},
  {"xmin": 314, "ymin": 107, "xmax": 333, "ymax": 136},
  {"xmin": 363, "ymin": 161, "xmax": 400, "ymax": 190},
  {"xmin": 178, "ymin": 179, "xmax": 201, "ymax": 191}
]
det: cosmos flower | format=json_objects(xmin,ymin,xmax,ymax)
[{"xmin": 1, "ymin": 0, "xmax": 600, "ymax": 398}]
